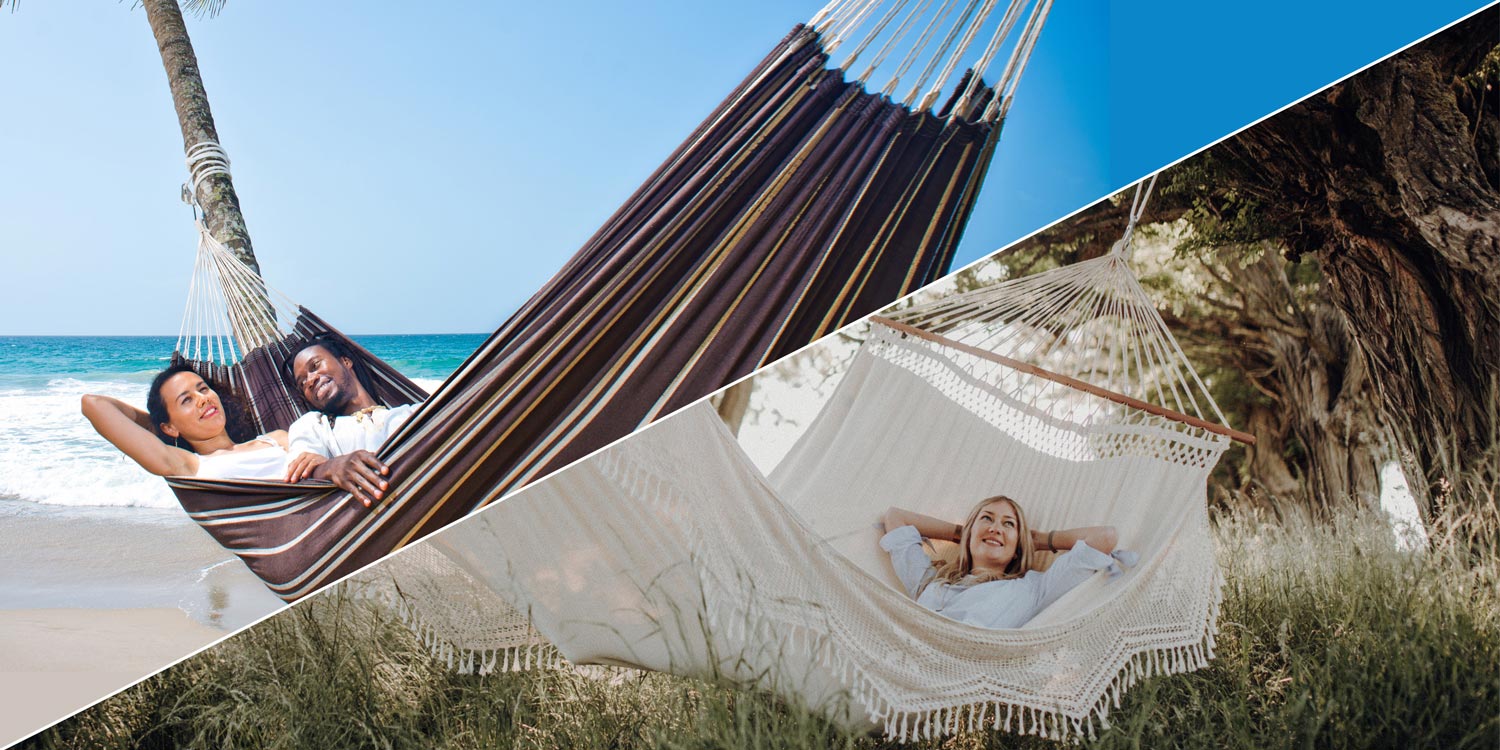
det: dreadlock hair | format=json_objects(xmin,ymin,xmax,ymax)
[{"xmin": 281, "ymin": 334, "xmax": 385, "ymax": 419}]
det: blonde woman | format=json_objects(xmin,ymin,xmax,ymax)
[{"xmin": 880, "ymin": 496, "xmax": 1135, "ymax": 629}]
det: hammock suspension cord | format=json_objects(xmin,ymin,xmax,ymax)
[
  {"xmin": 177, "ymin": 139, "xmax": 285, "ymax": 361},
  {"xmin": 1113, "ymin": 171, "xmax": 1157, "ymax": 260},
  {"xmin": 175, "ymin": 221, "xmax": 302, "ymax": 365},
  {"xmin": 174, "ymin": 221, "xmax": 315, "ymax": 424},
  {"xmin": 809, "ymin": 0, "xmax": 1052, "ymax": 122}
]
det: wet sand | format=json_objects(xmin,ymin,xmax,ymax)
[{"xmin": 0, "ymin": 500, "xmax": 284, "ymax": 745}]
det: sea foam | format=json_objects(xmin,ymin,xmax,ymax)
[
  {"xmin": 0, "ymin": 377, "xmax": 455, "ymax": 511},
  {"xmin": 0, "ymin": 378, "xmax": 179, "ymax": 509}
]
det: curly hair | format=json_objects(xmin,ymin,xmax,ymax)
[{"xmin": 145, "ymin": 364, "xmax": 257, "ymax": 448}]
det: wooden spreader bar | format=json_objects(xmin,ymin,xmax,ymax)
[{"xmin": 869, "ymin": 316, "xmax": 1257, "ymax": 446}]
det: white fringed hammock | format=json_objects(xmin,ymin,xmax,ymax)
[{"xmin": 366, "ymin": 179, "xmax": 1243, "ymax": 741}]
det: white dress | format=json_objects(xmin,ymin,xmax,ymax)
[
  {"xmin": 286, "ymin": 403, "xmax": 418, "ymax": 459},
  {"xmin": 194, "ymin": 435, "xmax": 288, "ymax": 480},
  {"xmin": 880, "ymin": 524, "xmax": 1119, "ymax": 629}
]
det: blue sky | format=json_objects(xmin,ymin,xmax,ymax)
[{"xmin": 0, "ymin": 1, "xmax": 1488, "ymax": 335}]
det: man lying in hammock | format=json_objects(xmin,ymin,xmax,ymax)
[
  {"xmin": 282, "ymin": 335, "xmax": 419, "ymax": 507},
  {"xmin": 881, "ymin": 497, "xmax": 1137, "ymax": 629}
]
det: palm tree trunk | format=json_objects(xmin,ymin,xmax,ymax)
[{"xmin": 142, "ymin": 0, "xmax": 271, "ymax": 336}]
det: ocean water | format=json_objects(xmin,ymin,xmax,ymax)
[{"xmin": 0, "ymin": 334, "xmax": 484, "ymax": 512}]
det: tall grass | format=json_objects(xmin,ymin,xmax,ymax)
[{"xmin": 25, "ymin": 497, "xmax": 1498, "ymax": 750}]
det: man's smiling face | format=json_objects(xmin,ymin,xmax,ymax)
[{"xmin": 292, "ymin": 344, "xmax": 359, "ymax": 414}]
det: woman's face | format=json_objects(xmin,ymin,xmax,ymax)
[
  {"xmin": 157, "ymin": 371, "xmax": 226, "ymax": 443},
  {"xmin": 967, "ymin": 499, "xmax": 1020, "ymax": 575}
]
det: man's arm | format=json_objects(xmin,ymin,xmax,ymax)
[
  {"xmin": 285, "ymin": 412, "xmax": 333, "ymax": 482},
  {"xmin": 309, "ymin": 450, "xmax": 391, "ymax": 507}
]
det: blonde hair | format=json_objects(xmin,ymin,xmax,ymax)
[{"xmin": 926, "ymin": 495, "xmax": 1034, "ymax": 591}]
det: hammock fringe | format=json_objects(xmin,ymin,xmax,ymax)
[
  {"xmin": 363, "ymin": 172, "xmax": 1234, "ymax": 740},
  {"xmin": 361, "ymin": 577, "xmax": 565, "ymax": 676}
]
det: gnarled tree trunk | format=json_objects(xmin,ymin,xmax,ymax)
[
  {"xmin": 1214, "ymin": 9, "xmax": 1499, "ymax": 519},
  {"xmin": 1170, "ymin": 250, "xmax": 1387, "ymax": 517}
]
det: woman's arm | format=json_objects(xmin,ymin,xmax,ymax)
[
  {"xmin": 81, "ymin": 394, "xmax": 196, "ymax": 477},
  {"xmin": 883, "ymin": 506, "xmax": 961, "ymax": 542},
  {"xmin": 1032, "ymin": 525, "xmax": 1118, "ymax": 554}
]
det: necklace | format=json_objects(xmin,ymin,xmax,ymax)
[{"xmin": 350, "ymin": 405, "xmax": 387, "ymax": 423}]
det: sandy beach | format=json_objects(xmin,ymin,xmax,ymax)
[
  {"xmin": 0, "ymin": 500, "xmax": 285, "ymax": 745},
  {"xmin": 0, "ymin": 499, "xmax": 283, "ymax": 625},
  {"xmin": 0, "ymin": 345, "xmax": 458, "ymax": 745},
  {"xmin": 0, "ymin": 607, "xmax": 223, "ymax": 744}
]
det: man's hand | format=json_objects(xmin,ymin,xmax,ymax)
[
  {"xmin": 311, "ymin": 450, "xmax": 391, "ymax": 507},
  {"xmin": 285, "ymin": 452, "xmax": 328, "ymax": 483}
]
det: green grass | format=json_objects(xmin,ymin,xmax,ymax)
[{"xmin": 25, "ymin": 497, "xmax": 1499, "ymax": 750}]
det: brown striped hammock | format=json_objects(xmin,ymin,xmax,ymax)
[{"xmin": 167, "ymin": 1, "xmax": 1055, "ymax": 601}]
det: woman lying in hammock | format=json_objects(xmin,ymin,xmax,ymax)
[
  {"xmin": 82, "ymin": 364, "xmax": 288, "ymax": 480},
  {"xmin": 881, "ymin": 496, "xmax": 1136, "ymax": 629}
]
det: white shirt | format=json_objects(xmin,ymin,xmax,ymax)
[
  {"xmin": 286, "ymin": 403, "xmax": 418, "ymax": 459},
  {"xmin": 880, "ymin": 524, "xmax": 1117, "ymax": 629},
  {"xmin": 195, "ymin": 434, "xmax": 288, "ymax": 479}
]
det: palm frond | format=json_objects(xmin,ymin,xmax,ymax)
[{"xmin": 181, "ymin": 0, "xmax": 226, "ymax": 18}]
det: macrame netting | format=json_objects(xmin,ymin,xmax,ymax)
[{"xmin": 367, "ymin": 233, "xmax": 1237, "ymax": 740}]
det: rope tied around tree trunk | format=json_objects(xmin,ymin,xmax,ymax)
[{"xmin": 183, "ymin": 140, "xmax": 231, "ymax": 210}]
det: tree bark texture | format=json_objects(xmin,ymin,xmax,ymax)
[
  {"xmin": 1213, "ymin": 9, "xmax": 1499, "ymax": 517},
  {"xmin": 142, "ymin": 0, "xmax": 261, "ymax": 279},
  {"xmin": 1191, "ymin": 254, "xmax": 1386, "ymax": 516}
]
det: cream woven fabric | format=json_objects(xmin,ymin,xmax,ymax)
[{"xmin": 371, "ymin": 318, "xmax": 1229, "ymax": 739}]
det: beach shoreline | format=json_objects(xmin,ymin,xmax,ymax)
[
  {"xmin": 0, "ymin": 501, "xmax": 285, "ymax": 745},
  {"xmin": 0, "ymin": 339, "xmax": 466, "ymax": 744},
  {"xmin": 0, "ymin": 499, "xmax": 284, "ymax": 630}
]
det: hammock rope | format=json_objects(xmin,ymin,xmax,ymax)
[
  {"xmin": 170, "ymin": 209, "xmax": 427, "ymax": 439},
  {"xmin": 810, "ymin": 0, "xmax": 1051, "ymax": 122},
  {"xmin": 184, "ymin": 141, "xmax": 231, "ymax": 200},
  {"xmin": 880, "ymin": 178, "xmax": 1243, "ymax": 442}
]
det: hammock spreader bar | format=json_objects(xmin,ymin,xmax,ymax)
[
  {"xmin": 870, "ymin": 316, "xmax": 1257, "ymax": 444},
  {"xmin": 169, "ymin": 25, "xmax": 1013, "ymax": 601}
]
